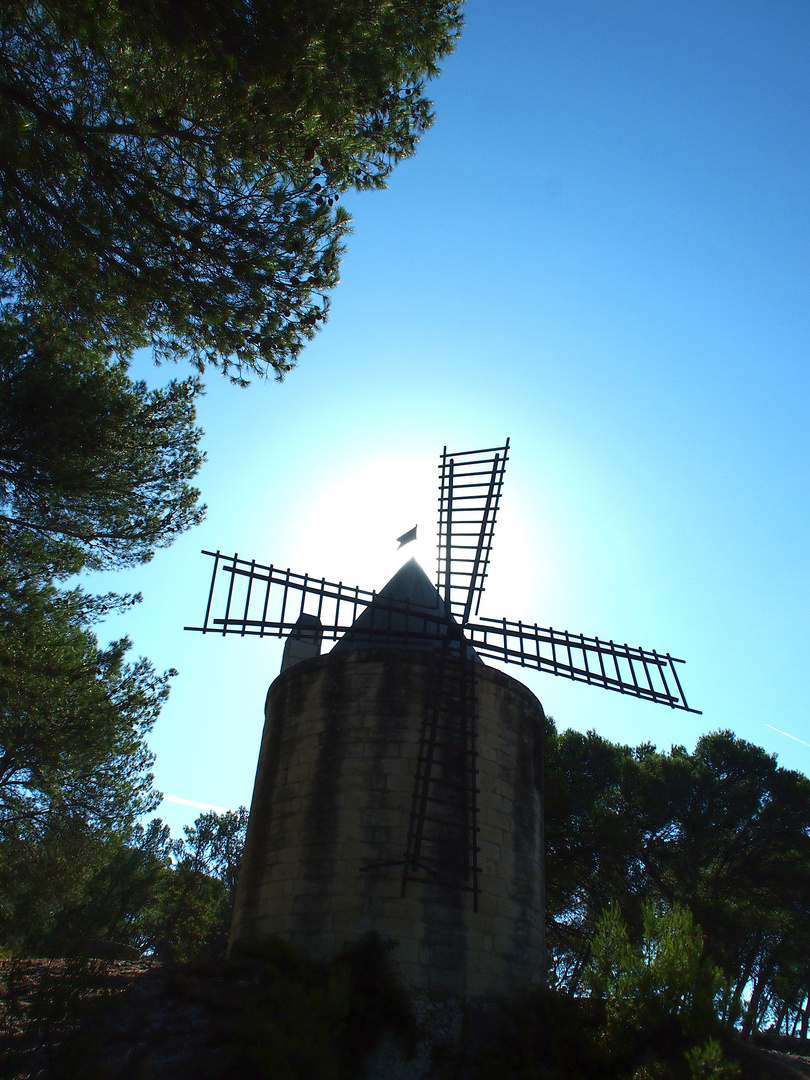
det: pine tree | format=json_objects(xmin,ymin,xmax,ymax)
[{"xmin": 0, "ymin": 0, "xmax": 463, "ymax": 379}]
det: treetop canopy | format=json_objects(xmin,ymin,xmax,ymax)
[{"xmin": 0, "ymin": 0, "xmax": 464, "ymax": 380}]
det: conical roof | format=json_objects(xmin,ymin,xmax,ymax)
[{"xmin": 332, "ymin": 558, "xmax": 480, "ymax": 661}]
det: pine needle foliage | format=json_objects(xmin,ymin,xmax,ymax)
[{"xmin": 0, "ymin": 0, "xmax": 464, "ymax": 380}]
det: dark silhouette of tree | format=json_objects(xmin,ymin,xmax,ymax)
[
  {"xmin": 0, "ymin": 0, "xmax": 463, "ymax": 380},
  {"xmin": 545, "ymin": 723, "xmax": 810, "ymax": 1036},
  {"xmin": 0, "ymin": 547, "xmax": 166, "ymax": 839},
  {"xmin": 0, "ymin": 318, "xmax": 205, "ymax": 572}
]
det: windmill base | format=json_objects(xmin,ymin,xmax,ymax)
[{"xmin": 229, "ymin": 648, "xmax": 546, "ymax": 998}]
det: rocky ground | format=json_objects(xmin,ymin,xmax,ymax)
[
  {"xmin": 2, "ymin": 958, "xmax": 810, "ymax": 1080},
  {"xmin": 0, "ymin": 958, "xmax": 233, "ymax": 1078}
]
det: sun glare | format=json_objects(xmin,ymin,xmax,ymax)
[
  {"xmin": 288, "ymin": 454, "xmax": 540, "ymax": 628},
  {"xmin": 291, "ymin": 456, "xmax": 438, "ymax": 594}
]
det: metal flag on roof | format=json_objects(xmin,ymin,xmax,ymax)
[{"xmin": 396, "ymin": 525, "xmax": 417, "ymax": 549}]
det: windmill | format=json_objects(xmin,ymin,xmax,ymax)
[{"xmin": 186, "ymin": 440, "xmax": 698, "ymax": 994}]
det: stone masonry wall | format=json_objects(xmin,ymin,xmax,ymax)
[{"xmin": 229, "ymin": 649, "xmax": 545, "ymax": 997}]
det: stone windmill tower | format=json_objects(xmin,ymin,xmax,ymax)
[{"xmin": 187, "ymin": 440, "xmax": 698, "ymax": 997}]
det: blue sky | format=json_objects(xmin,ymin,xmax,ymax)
[{"xmin": 92, "ymin": 0, "xmax": 810, "ymax": 838}]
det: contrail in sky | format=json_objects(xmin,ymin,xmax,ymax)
[
  {"xmin": 765, "ymin": 724, "xmax": 810, "ymax": 749},
  {"xmin": 162, "ymin": 793, "xmax": 231, "ymax": 814}
]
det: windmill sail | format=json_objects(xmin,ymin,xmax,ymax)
[
  {"xmin": 186, "ymin": 550, "xmax": 470, "ymax": 651},
  {"xmin": 464, "ymin": 615, "xmax": 699, "ymax": 712},
  {"xmin": 436, "ymin": 440, "xmax": 509, "ymax": 624},
  {"xmin": 186, "ymin": 549, "xmax": 378, "ymax": 642},
  {"xmin": 186, "ymin": 549, "xmax": 700, "ymax": 713}
]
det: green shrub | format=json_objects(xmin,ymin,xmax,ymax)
[
  {"xmin": 584, "ymin": 903, "xmax": 725, "ymax": 1054},
  {"xmin": 684, "ymin": 1039, "xmax": 740, "ymax": 1079}
]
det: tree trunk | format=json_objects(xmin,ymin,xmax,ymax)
[
  {"xmin": 773, "ymin": 991, "xmax": 791, "ymax": 1035},
  {"xmin": 743, "ymin": 954, "xmax": 776, "ymax": 1038},
  {"xmin": 729, "ymin": 952, "xmax": 757, "ymax": 1029}
]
